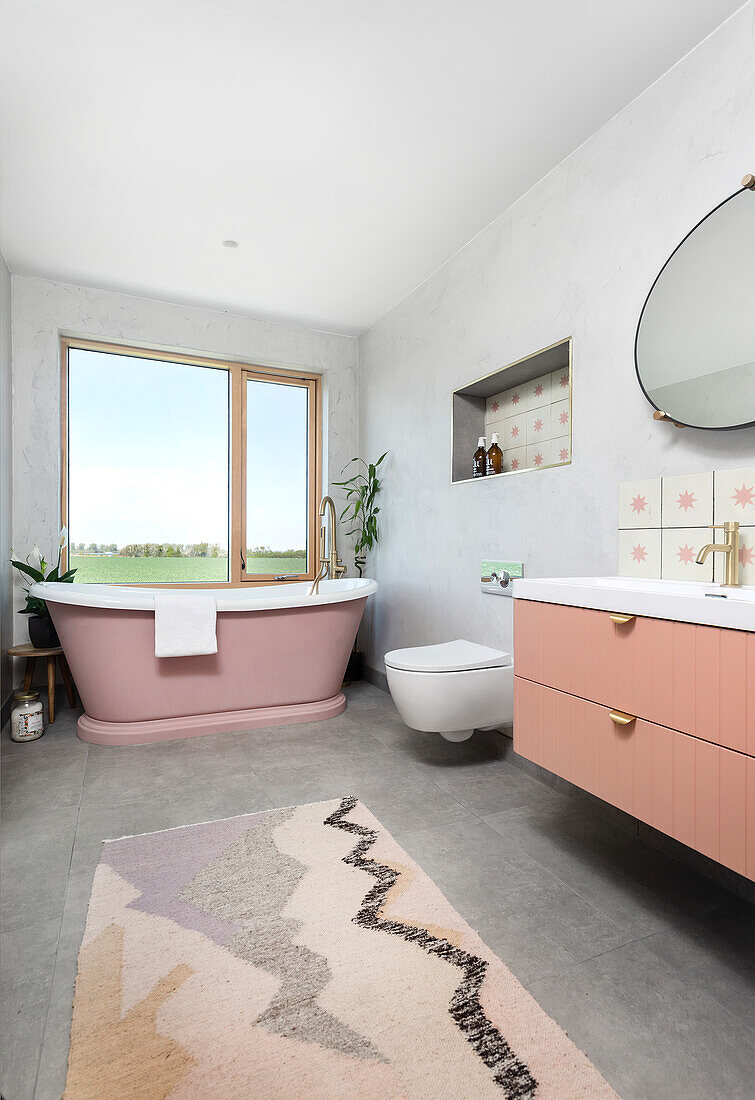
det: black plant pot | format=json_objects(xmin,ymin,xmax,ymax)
[
  {"xmin": 345, "ymin": 650, "xmax": 363, "ymax": 682},
  {"xmin": 28, "ymin": 615, "xmax": 60, "ymax": 649}
]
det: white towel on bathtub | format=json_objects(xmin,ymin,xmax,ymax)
[{"xmin": 154, "ymin": 593, "xmax": 218, "ymax": 658}]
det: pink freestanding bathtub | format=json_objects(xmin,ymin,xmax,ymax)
[{"xmin": 31, "ymin": 578, "xmax": 376, "ymax": 746}]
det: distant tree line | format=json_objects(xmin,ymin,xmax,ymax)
[
  {"xmin": 70, "ymin": 542, "xmax": 225, "ymax": 558},
  {"xmin": 118, "ymin": 543, "xmax": 225, "ymax": 558},
  {"xmin": 70, "ymin": 542, "xmax": 306, "ymax": 558},
  {"xmin": 248, "ymin": 546, "xmax": 306, "ymax": 558},
  {"xmin": 70, "ymin": 542, "xmax": 118, "ymax": 554}
]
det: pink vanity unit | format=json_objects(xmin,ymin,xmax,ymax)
[{"xmin": 513, "ymin": 577, "xmax": 755, "ymax": 881}]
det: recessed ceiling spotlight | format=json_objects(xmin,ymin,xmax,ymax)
[{"xmin": 222, "ymin": 239, "xmax": 239, "ymax": 248}]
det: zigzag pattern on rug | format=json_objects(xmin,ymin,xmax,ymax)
[{"xmin": 324, "ymin": 795, "xmax": 539, "ymax": 1100}]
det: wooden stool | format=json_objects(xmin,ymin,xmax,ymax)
[{"xmin": 7, "ymin": 643, "xmax": 77, "ymax": 724}]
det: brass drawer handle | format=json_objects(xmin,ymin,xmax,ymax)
[
  {"xmin": 609, "ymin": 709, "xmax": 636, "ymax": 727},
  {"xmin": 609, "ymin": 613, "xmax": 635, "ymax": 625}
]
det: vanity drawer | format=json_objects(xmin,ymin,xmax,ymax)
[
  {"xmin": 514, "ymin": 676, "xmax": 754, "ymax": 879},
  {"xmin": 514, "ymin": 599, "xmax": 755, "ymax": 755}
]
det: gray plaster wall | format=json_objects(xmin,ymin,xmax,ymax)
[
  {"xmin": 357, "ymin": 3, "xmax": 755, "ymax": 674},
  {"xmin": 10, "ymin": 276, "xmax": 358, "ymax": 642}
]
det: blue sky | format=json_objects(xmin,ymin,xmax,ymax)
[
  {"xmin": 68, "ymin": 349, "xmax": 308, "ymax": 551},
  {"xmin": 246, "ymin": 377, "xmax": 308, "ymax": 552}
]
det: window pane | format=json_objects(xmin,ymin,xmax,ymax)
[
  {"xmin": 67, "ymin": 348, "xmax": 230, "ymax": 583},
  {"xmin": 246, "ymin": 378, "xmax": 309, "ymax": 576}
]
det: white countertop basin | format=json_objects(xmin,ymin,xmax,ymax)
[{"xmin": 512, "ymin": 576, "xmax": 755, "ymax": 631}]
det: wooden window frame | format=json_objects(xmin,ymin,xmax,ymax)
[{"xmin": 60, "ymin": 336, "xmax": 322, "ymax": 587}]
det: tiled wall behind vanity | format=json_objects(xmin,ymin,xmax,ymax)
[
  {"xmin": 484, "ymin": 366, "xmax": 571, "ymax": 473},
  {"xmin": 618, "ymin": 465, "xmax": 755, "ymax": 584}
]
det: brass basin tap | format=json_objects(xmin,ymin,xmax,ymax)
[
  {"xmin": 696, "ymin": 522, "xmax": 741, "ymax": 587},
  {"xmin": 308, "ymin": 495, "xmax": 346, "ymax": 595}
]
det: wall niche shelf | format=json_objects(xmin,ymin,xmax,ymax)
[{"xmin": 451, "ymin": 337, "xmax": 572, "ymax": 484}]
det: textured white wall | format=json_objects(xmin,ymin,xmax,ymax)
[
  {"xmin": 358, "ymin": 3, "xmax": 755, "ymax": 674},
  {"xmin": 0, "ymin": 251, "xmax": 12, "ymax": 703},
  {"xmin": 10, "ymin": 277, "xmax": 358, "ymax": 643}
]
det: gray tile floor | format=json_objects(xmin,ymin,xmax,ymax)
[{"xmin": 2, "ymin": 681, "xmax": 753, "ymax": 1100}]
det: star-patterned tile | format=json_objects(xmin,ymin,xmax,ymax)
[
  {"xmin": 504, "ymin": 445, "xmax": 527, "ymax": 473},
  {"xmin": 661, "ymin": 528, "xmax": 711, "ymax": 583},
  {"xmin": 550, "ymin": 366, "xmax": 570, "ymax": 397},
  {"xmin": 506, "ymin": 385, "xmax": 524, "ymax": 412},
  {"xmin": 550, "ymin": 399, "xmax": 569, "ymax": 437},
  {"xmin": 526, "ymin": 409, "xmax": 550, "ymax": 445},
  {"xmin": 661, "ymin": 471, "xmax": 713, "ymax": 528},
  {"xmin": 526, "ymin": 443, "xmax": 549, "ymax": 470},
  {"xmin": 618, "ymin": 477, "xmax": 661, "ymax": 529},
  {"xmin": 523, "ymin": 375, "xmax": 551, "ymax": 411},
  {"xmin": 714, "ymin": 465, "xmax": 755, "ymax": 525},
  {"xmin": 551, "ymin": 436, "xmax": 570, "ymax": 465},
  {"xmin": 504, "ymin": 413, "xmax": 526, "ymax": 448},
  {"xmin": 714, "ymin": 526, "xmax": 755, "ymax": 586},
  {"xmin": 617, "ymin": 529, "xmax": 661, "ymax": 579},
  {"xmin": 485, "ymin": 391, "xmax": 507, "ymax": 424}
]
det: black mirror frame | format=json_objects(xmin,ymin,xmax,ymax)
[{"xmin": 634, "ymin": 183, "xmax": 755, "ymax": 432}]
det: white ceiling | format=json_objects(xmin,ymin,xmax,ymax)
[{"xmin": 0, "ymin": 0, "xmax": 744, "ymax": 335}]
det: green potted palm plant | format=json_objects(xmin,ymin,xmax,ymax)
[
  {"xmin": 10, "ymin": 528, "xmax": 77, "ymax": 648},
  {"xmin": 334, "ymin": 452, "xmax": 387, "ymax": 680}
]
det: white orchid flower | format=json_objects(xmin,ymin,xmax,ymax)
[
  {"xmin": 59, "ymin": 526, "xmax": 68, "ymax": 549},
  {"xmin": 31, "ymin": 544, "xmax": 44, "ymax": 566}
]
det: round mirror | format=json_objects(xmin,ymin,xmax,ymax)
[{"xmin": 635, "ymin": 178, "xmax": 755, "ymax": 430}]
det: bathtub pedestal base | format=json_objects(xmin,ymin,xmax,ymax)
[{"xmin": 76, "ymin": 692, "xmax": 347, "ymax": 746}]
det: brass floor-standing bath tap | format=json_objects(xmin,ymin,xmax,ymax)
[{"xmin": 308, "ymin": 496, "xmax": 346, "ymax": 595}]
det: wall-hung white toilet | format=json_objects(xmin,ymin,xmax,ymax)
[{"xmin": 384, "ymin": 639, "xmax": 514, "ymax": 742}]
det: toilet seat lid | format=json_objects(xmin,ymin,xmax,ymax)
[{"xmin": 384, "ymin": 638, "xmax": 512, "ymax": 673}]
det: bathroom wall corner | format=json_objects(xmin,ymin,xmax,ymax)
[
  {"xmin": 0, "ymin": 248, "xmax": 13, "ymax": 711},
  {"xmin": 362, "ymin": 663, "xmax": 389, "ymax": 694}
]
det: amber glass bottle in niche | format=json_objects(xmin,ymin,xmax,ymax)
[
  {"xmin": 473, "ymin": 437, "xmax": 487, "ymax": 478},
  {"xmin": 486, "ymin": 432, "xmax": 503, "ymax": 475}
]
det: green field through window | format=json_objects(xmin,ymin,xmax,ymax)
[{"xmin": 70, "ymin": 555, "xmax": 307, "ymax": 584}]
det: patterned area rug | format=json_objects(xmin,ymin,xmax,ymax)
[{"xmin": 66, "ymin": 797, "xmax": 619, "ymax": 1099}]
